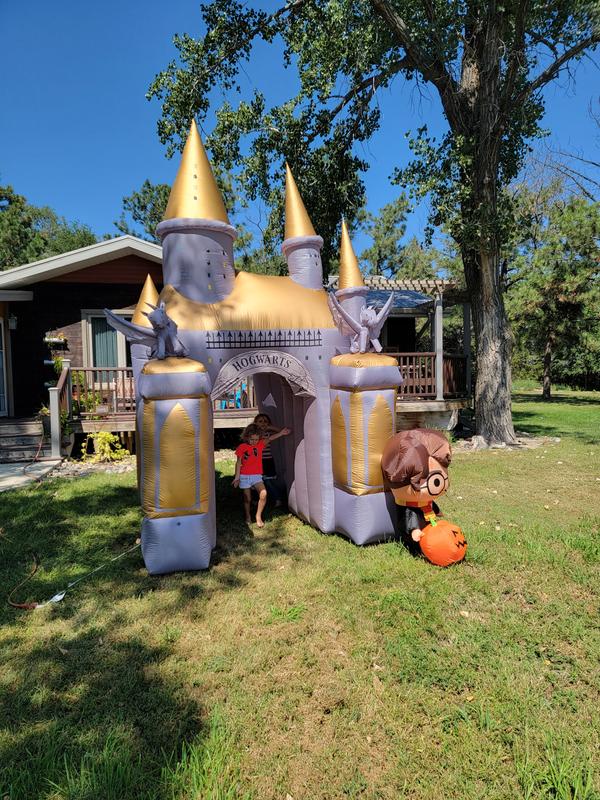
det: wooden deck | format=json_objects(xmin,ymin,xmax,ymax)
[{"xmin": 58, "ymin": 353, "xmax": 469, "ymax": 437}]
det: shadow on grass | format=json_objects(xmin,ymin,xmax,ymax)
[
  {"xmin": 0, "ymin": 467, "xmax": 295, "ymax": 798},
  {"xmin": 211, "ymin": 467, "xmax": 295, "ymax": 566},
  {"xmin": 512, "ymin": 392, "xmax": 600, "ymax": 407},
  {"xmin": 0, "ymin": 467, "xmax": 295, "ymax": 622},
  {"xmin": 511, "ymin": 409, "xmax": 600, "ymax": 444},
  {"xmin": 0, "ymin": 625, "xmax": 205, "ymax": 799}
]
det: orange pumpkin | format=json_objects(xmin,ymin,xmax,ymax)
[{"xmin": 419, "ymin": 518, "xmax": 467, "ymax": 567}]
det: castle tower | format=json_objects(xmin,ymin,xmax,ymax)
[
  {"xmin": 281, "ymin": 164, "xmax": 324, "ymax": 289},
  {"xmin": 336, "ymin": 218, "xmax": 368, "ymax": 320},
  {"xmin": 132, "ymin": 273, "xmax": 159, "ymax": 327},
  {"xmin": 130, "ymin": 273, "xmax": 159, "ymax": 382},
  {"xmin": 156, "ymin": 120, "xmax": 237, "ymax": 304},
  {"xmin": 329, "ymin": 352, "xmax": 401, "ymax": 544}
]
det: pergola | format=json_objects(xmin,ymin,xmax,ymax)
[{"xmin": 328, "ymin": 275, "xmax": 471, "ymax": 402}]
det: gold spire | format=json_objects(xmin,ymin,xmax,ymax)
[
  {"xmin": 132, "ymin": 273, "xmax": 159, "ymax": 327},
  {"xmin": 285, "ymin": 163, "xmax": 316, "ymax": 239},
  {"xmin": 338, "ymin": 218, "xmax": 365, "ymax": 289},
  {"xmin": 163, "ymin": 120, "xmax": 230, "ymax": 223}
]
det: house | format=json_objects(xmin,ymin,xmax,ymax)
[{"xmin": 0, "ymin": 236, "xmax": 163, "ymax": 421}]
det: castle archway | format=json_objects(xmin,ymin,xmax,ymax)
[
  {"xmin": 211, "ymin": 351, "xmax": 318, "ymax": 523},
  {"xmin": 210, "ymin": 350, "xmax": 317, "ymax": 402}
]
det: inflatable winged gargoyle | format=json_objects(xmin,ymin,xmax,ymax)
[
  {"xmin": 105, "ymin": 301, "xmax": 187, "ymax": 360},
  {"xmin": 328, "ymin": 292, "xmax": 394, "ymax": 353}
]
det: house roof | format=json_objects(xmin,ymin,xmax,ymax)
[
  {"xmin": 328, "ymin": 275, "xmax": 468, "ymax": 307},
  {"xmin": 366, "ymin": 288, "xmax": 432, "ymax": 312},
  {"xmin": 0, "ymin": 236, "xmax": 162, "ymax": 289}
]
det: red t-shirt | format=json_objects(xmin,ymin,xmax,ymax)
[{"xmin": 235, "ymin": 440, "xmax": 266, "ymax": 475}]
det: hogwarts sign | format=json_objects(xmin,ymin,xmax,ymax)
[{"xmin": 211, "ymin": 351, "xmax": 317, "ymax": 400}]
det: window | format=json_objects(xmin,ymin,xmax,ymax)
[{"xmin": 82, "ymin": 310, "xmax": 133, "ymax": 368}]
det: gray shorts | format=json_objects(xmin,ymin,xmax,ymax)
[{"xmin": 240, "ymin": 474, "xmax": 263, "ymax": 489}]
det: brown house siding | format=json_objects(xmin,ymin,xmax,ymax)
[
  {"xmin": 10, "ymin": 279, "xmax": 160, "ymax": 416},
  {"xmin": 47, "ymin": 255, "xmax": 163, "ymax": 285}
]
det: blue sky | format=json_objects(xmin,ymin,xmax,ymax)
[{"xmin": 1, "ymin": 0, "xmax": 598, "ymax": 254}]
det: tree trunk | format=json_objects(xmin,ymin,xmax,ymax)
[
  {"xmin": 463, "ymin": 247, "xmax": 516, "ymax": 445},
  {"xmin": 542, "ymin": 335, "xmax": 553, "ymax": 400}
]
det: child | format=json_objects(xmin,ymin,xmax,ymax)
[
  {"xmin": 254, "ymin": 413, "xmax": 285, "ymax": 507},
  {"xmin": 233, "ymin": 423, "xmax": 291, "ymax": 527}
]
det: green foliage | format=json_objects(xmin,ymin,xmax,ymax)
[
  {"xmin": 148, "ymin": 0, "xmax": 599, "ymax": 263},
  {"xmin": 0, "ymin": 185, "xmax": 96, "ymax": 270},
  {"xmin": 506, "ymin": 187, "xmax": 600, "ymax": 391},
  {"xmin": 114, "ymin": 180, "xmax": 171, "ymax": 243},
  {"xmin": 395, "ymin": 236, "xmax": 438, "ymax": 280},
  {"xmin": 81, "ymin": 432, "xmax": 129, "ymax": 463},
  {"xmin": 360, "ymin": 194, "xmax": 409, "ymax": 276}
]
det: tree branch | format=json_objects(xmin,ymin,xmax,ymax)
[
  {"xmin": 368, "ymin": 0, "xmax": 465, "ymax": 131},
  {"xmin": 501, "ymin": 0, "xmax": 529, "ymax": 112},
  {"xmin": 325, "ymin": 59, "xmax": 410, "ymax": 120},
  {"xmin": 368, "ymin": 0, "xmax": 451, "ymax": 87},
  {"xmin": 515, "ymin": 32, "xmax": 600, "ymax": 106}
]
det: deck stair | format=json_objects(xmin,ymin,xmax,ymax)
[{"xmin": 0, "ymin": 418, "xmax": 53, "ymax": 463}]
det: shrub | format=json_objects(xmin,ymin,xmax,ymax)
[{"xmin": 81, "ymin": 432, "xmax": 129, "ymax": 463}]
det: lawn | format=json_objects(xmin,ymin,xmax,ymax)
[{"xmin": 1, "ymin": 389, "xmax": 599, "ymax": 799}]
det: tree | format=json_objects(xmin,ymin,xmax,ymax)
[
  {"xmin": 361, "ymin": 195, "xmax": 409, "ymax": 276},
  {"xmin": 506, "ymin": 192, "xmax": 600, "ymax": 398},
  {"xmin": 148, "ymin": 0, "xmax": 600, "ymax": 443},
  {"xmin": 0, "ymin": 185, "xmax": 96, "ymax": 269},
  {"xmin": 115, "ymin": 180, "xmax": 171, "ymax": 242},
  {"xmin": 397, "ymin": 236, "xmax": 438, "ymax": 280}
]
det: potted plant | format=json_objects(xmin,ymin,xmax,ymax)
[
  {"xmin": 43, "ymin": 331, "xmax": 68, "ymax": 347},
  {"xmin": 37, "ymin": 405, "xmax": 51, "ymax": 436}
]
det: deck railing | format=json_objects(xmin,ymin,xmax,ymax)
[
  {"xmin": 384, "ymin": 352, "xmax": 468, "ymax": 400},
  {"xmin": 48, "ymin": 362, "xmax": 72, "ymax": 457},
  {"xmin": 58, "ymin": 353, "xmax": 468, "ymax": 436},
  {"xmin": 443, "ymin": 353, "xmax": 468, "ymax": 397},
  {"xmin": 70, "ymin": 367, "xmax": 136, "ymax": 417},
  {"xmin": 391, "ymin": 352, "xmax": 437, "ymax": 398}
]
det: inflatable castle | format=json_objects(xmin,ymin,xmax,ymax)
[{"xmin": 108, "ymin": 121, "xmax": 403, "ymax": 574}]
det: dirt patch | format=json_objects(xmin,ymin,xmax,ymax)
[
  {"xmin": 452, "ymin": 434, "xmax": 561, "ymax": 453},
  {"xmin": 51, "ymin": 455, "xmax": 136, "ymax": 479}
]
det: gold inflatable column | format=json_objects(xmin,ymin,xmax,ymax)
[
  {"xmin": 136, "ymin": 357, "xmax": 215, "ymax": 574},
  {"xmin": 330, "ymin": 353, "xmax": 398, "ymax": 495},
  {"xmin": 329, "ymin": 353, "xmax": 400, "ymax": 544}
]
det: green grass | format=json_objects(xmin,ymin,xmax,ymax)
[{"xmin": 1, "ymin": 388, "xmax": 599, "ymax": 799}]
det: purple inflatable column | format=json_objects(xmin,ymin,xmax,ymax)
[
  {"xmin": 330, "ymin": 353, "xmax": 401, "ymax": 545},
  {"xmin": 137, "ymin": 357, "xmax": 215, "ymax": 574}
]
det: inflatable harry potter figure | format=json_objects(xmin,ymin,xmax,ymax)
[{"xmin": 381, "ymin": 428, "xmax": 467, "ymax": 567}]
